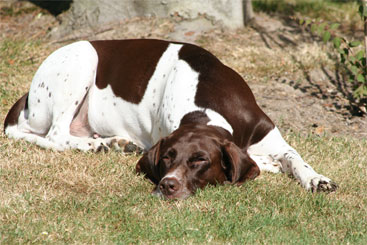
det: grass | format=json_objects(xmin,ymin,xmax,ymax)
[
  {"xmin": 196, "ymin": 30, "xmax": 333, "ymax": 84},
  {"xmin": 253, "ymin": 0, "xmax": 362, "ymax": 38},
  {"xmin": 1, "ymin": 1, "xmax": 367, "ymax": 244},
  {"xmin": 1, "ymin": 133, "xmax": 367, "ymax": 243},
  {"xmin": 0, "ymin": 38, "xmax": 48, "ymax": 115},
  {"xmin": 1, "ymin": 40, "xmax": 367, "ymax": 245},
  {"xmin": 253, "ymin": 0, "xmax": 359, "ymax": 22},
  {"xmin": 0, "ymin": 4, "xmax": 40, "ymax": 17}
]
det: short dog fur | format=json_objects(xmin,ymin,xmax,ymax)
[{"xmin": 4, "ymin": 39, "xmax": 337, "ymax": 199}]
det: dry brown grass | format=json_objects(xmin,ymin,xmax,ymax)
[
  {"xmin": 1, "ymin": 1, "xmax": 367, "ymax": 243},
  {"xmin": 196, "ymin": 24, "xmax": 333, "ymax": 83},
  {"xmin": 2, "ymin": 129, "xmax": 366, "ymax": 243}
]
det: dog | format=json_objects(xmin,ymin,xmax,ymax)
[{"xmin": 4, "ymin": 39, "xmax": 337, "ymax": 199}]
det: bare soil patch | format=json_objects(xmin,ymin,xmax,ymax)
[{"xmin": 1, "ymin": 1, "xmax": 366, "ymax": 139}]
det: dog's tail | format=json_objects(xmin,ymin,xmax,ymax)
[{"xmin": 4, "ymin": 93, "xmax": 29, "ymax": 133}]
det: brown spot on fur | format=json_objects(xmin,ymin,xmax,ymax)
[
  {"xmin": 91, "ymin": 39, "xmax": 169, "ymax": 104},
  {"xmin": 178, "ymin": 44, "xmax": 274, "ymax": 147},
  {"xmin": 4, "ymin": 93, "xmax": 29, "ymax": 129}
]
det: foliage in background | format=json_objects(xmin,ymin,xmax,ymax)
[
  {"xmin": 253, "ymin": 0, "xmax": 359, "ymax": 22},
  {"xmin": 253, "ymin": 0, "xmax": 366, "ymax": 102},
  {"xmin": 1, "ymin": 1, "xmax": 367, "ymax": 243},
  {"xmin": 299, "ymin": 1, "xmax": 367, "ymax": 100}
]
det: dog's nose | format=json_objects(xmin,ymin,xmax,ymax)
[{"xmin": 159, "ymin": 177, "xmax": 181, "ymax": 196}]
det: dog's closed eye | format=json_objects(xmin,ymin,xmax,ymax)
[{"xmin": 188, "ymin": 155, "xmax": 209, "ymax": 169}]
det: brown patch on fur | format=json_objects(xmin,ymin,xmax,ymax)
[{"xmin": 91, "ymin": 39, "xmax": 169, "ymax": 104}]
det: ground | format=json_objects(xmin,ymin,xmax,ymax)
[
  {"xmin": 1, "ymin": 1, "xmax": 366, "ymax": 139},
  {"xmin": 1, "ymin": 2, "xmax": 367, "ymax": 244}
]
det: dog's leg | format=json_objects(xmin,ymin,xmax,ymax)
[
  {"xmin": 5, "ymin": 96, "xmax": 65, "ymax": 150},
  {"xmin": 6, "ymin": 41, "xmax": 111, "ymax": 152},
  {"xmin": 5, "ymin": 94, "xmax": 141, "ymax": 152},
  {"xmin": 248, "ymin": 127, "xmax": 337, "ymax": 192},
  {"xmin": 250, "ymin": 155, "xmax": 282, "ymax": 173},
  {"xmin": 104, "ymin": 137, "xmax": 144, "ymax": 154},
  {"xmin": 4, "ymin": 92, "xmax": 67, "ymax": 150},
  {"xmin": 28, "ymin": 41, "xmax": 105, "ymax": 152}
]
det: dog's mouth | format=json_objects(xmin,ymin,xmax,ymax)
[{"xmin": 151, "ymin": 185, "xmax": 193, "ymax": 200}]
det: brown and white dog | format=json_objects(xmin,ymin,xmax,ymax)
[{"xmin": 4, "ymin": 39, "xmax": 337, "ymax": 199}]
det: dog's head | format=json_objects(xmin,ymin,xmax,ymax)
[{"xmin": 136, "ymin": 123, "xmax": 259, "ymax": 199}]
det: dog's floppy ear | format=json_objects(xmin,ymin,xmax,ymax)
[
  {"xmin": 221, "ymin": 141, "xmax": 260, "ymax": 185},
  {"xmin": 136, "ymin": 138, "xmax": 164, "ymax": 184}
]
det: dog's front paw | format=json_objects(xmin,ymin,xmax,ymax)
[
  {"xmin": 123, "ymin": 141, "xmax": 143, "ymax": 154},
  {"xmin": 309, "ymin": 175, "xmax": 338, "ymax": 193},
  {"xmin": 95, "ymin": 141, "xmax": 110, "ymax": 153},
  {"xmin": 109, "ymin": 138, "xmax": 143, "ymax": 154}
]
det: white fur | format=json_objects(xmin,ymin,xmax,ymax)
[
  {"xmin": 6, "ymin": 42, "xmax": 232, "ymax": 151},
  {"xmin": 6, "ymin": 41, "xmax": 101, "ymax": 151},
  {"xmin": 248, "ymin": 127, "xmax": 334, "ymax": 191},
  {"xmin": 161, "ymin": 170, "xmax": 182, "ymax": 182},
  {"xmin": 6, "ymin": 40, "xmax": 335, "ymax": 192},
  {"xmin": 155, "ymin": 167, "xmax": 191, "ymax": 199},
  {"xmin": 87, "ymin": 43, "xmax": 232, "ymax": 149}
]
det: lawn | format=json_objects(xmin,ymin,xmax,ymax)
[
  {"xmin": 1, "ymin": 130, "xmax": 366, "ymax": 243},
  {"xmin": 1, "ymin": 0, "xmax": 367, "ymax": 244}
]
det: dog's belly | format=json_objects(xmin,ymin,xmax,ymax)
[
  {"xmin": 87, "ymin": 84, "xmax": 153, "ymax": 148},
  {"xmin": 87, "ymin": 43, "xmax": 184, "ymax": 149},
  {"xmin": 87, "ymin": 59, "xmax": 233, "ymax": 150},
  {"xmin": 84, "ymin": 42, "xmax": 233, "ymax": 150}
]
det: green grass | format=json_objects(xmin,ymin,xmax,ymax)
[
  {"xmin": 1, "ymin": 134, "xmax": 366, "ymax": 244},
  {"xmin": 0, "ymin": 4, "xmax": 39, "ymax": 17},
  {"xmin": 253, "ymin": 0, "xmax": 359, "ymax": 22},
  {"xmin": 1, "ymin": 1, "xmax": 367, "ymax": 243},
  {"xmin": 0, "ymin": 39, "xmax": 45, "ymax": 115}
]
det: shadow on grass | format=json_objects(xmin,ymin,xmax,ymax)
[{"xmin": 251, "ymin": 7, "xmax": 366, "ymax": 118}]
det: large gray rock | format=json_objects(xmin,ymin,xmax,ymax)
[{"xmin": 56, "ymin": 0, "xmax": 243, "ymax": 36}]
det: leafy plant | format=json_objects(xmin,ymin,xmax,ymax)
[{"xmin": 300, "ymin": 1, "xmax": 367, "ymax": 101}]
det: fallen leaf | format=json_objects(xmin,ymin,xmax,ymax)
[
  {"xmin": 185, "ymin": 31, "xmax": 195, "ymax": 36},
  {"xmin": 315, "ymin": 126, "xmax": 325, "ymax": 135}
]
